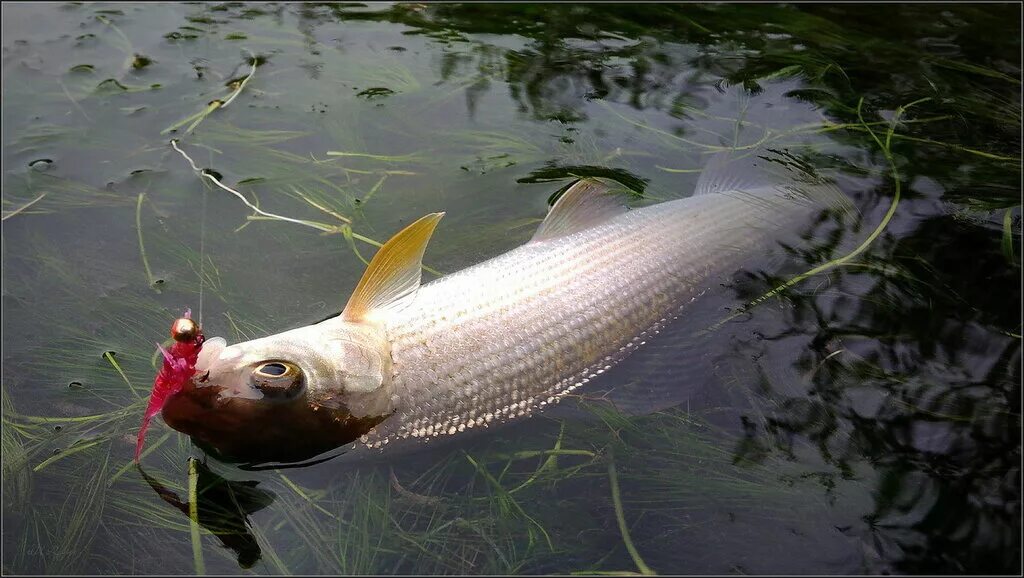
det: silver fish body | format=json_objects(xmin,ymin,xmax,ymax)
[
  {"xmin": 167, "ymin": 151, "xmax": 849, "ymax": 464},
  {"xmin": 371, "ymin": 184, "xmax": 834, "ymax": 447}
]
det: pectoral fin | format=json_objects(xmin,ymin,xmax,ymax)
[
  {"xmin": 342, "ymin": 212, "xmax": 444, "ymax": 322},
  {"xmin": 530, "ymin": 178, "xmax": 630, "ymax": 243}
]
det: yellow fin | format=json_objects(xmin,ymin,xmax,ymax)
[
  {"xmin": 530, "ymin": 178, "xmax": 630, "ymax": 243},
  {"xmin": 342, "ymin": 212, "xmax": 445, "ymax": 322}
]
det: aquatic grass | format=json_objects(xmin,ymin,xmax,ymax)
[
  {"xmin": 188, "ymin": 458, "xmax": 207, "ymax": 575},
  {"xmin": 186, "ymin": 253, "xmax": 224, "ymax": 297},
  {"xmin": 95, "ymin": 14, "xmax": 134, "ymax": 56},
  {"xmin": 197, "ymin": 121, "xmax": 309, "ymax": 146},
  {"xmin": 925, "ymin": 56, "xmax": 1021, "ymax": 85},
  {"xmin": 171, "ymin": 139, "xmax": 337, "ymax": 233},
  {"xmin": 324, "ymin": 151, "xmax": 425, "ymax": 163},
  {"xmin": 221, "ymin": 311, "xmax": 271, "ymax": 343},
  {"xmin": 1, "ymin": 192, "xmax": 47, "ymax": 221},
  {"xmin": 135, "ymin": 193, "xmax": 161, "ymax": 291},
  {"xmin": 448, "ymin": 129, "xmax": 548, "ymax": 166},
  {"xmin": 283, "ymin": 184, "xmax": 353, "ymax": 225},
  {"xmin": 3, "ymin": 281, "xmax": 183, "ymax": 403},
  {"xmin": 2, "ymin": 389, "xmax": 35, "ymax": 507},
  {"xmin": 163, "ymin": 101, "xmax": 227, "ymax": 136},
  {"xmin": 170, "ymin": 140, "xmax": 449, "ymax": 277},
  {"xmin": 107, "ymin": 489, "xmax": 193, "ymax": 533},
  {"xmin": 57, "ymin": 78, "xmax": 93, "ymax": 123},
  {"xmin": 464, "ymin": 452, "xmax": 555, "ymax": 552},
  {"xmin": 837, "ymin": 126, "xmax": 1020, "ymax": 164},
  {"xmin": 33, "ymin": 437, "xmax": 109, "ymax": 472},
  {"xmin": 598, "ymin": 100, "xmax": 755, "ymax": 153},
  {"xmin": 3, "ymin": 173, "xmax": 131, "ymax": 214},
  {"xmin": 338, "ymin": 56, "xmax": 422, "ymax": 98},
  {"xmin": 607, "ymin": 458, "xmax": 656, "ymax": 576},
  {"xmin": 6, "ymin": 123, "xmax": 88, "ymax": 153},
  {"xmin": 334, "ymin": 473, "xmax": 392, "ymax": 572},
  {"xmin": 247, "ymin": 520, "xmax": 293, "ymax": 574},
  {"xmin": 601, "ymin": 93, "xmax": 962, "ymax": 173},
  {"xmin": 258, "ymin": 444, "xmax": 562, "ymax": 573},
  {"xmin": 270, "ymin": 494, "xmax": 341, "ymax": 572},
  {"xmin": 309, "ymin": 151, "xmax": 426, "ymax": 182},
  {"xmin": 107, "ymin": 432, "xmax": 172, "ymax": 486},
  {"xmin": 186, "ymin": 404, "xmax": 824, "ymax": 574},
  {"xmin": 360, "ymin": 174, "xmax": 387, "ymax": 206},
  {"xmin": 34, "ymin": 450, "xmax": 112, "ymax": 574},
  {"xmin": 162, "ymin": 52, "xmax": 258, "ymax": 136},
  {"xmin": 1002, "ymin": 208, "xmax": 1018, "ymax": 266},
  {"xmin": 277, "ymin": 473, "xmax": 338, "ymax": 520}
]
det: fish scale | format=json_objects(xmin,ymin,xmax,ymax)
[{"xmin": 369, "ymin": 187, "xmax": 823, "ymax": 447}]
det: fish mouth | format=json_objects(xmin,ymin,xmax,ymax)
[{"xmin": 161, "ymin": 376, "xmax": 388, "ymax": 465}]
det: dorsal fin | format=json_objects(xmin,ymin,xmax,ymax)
[
  {"xmin": 342, "ymin": 212, "xmax": 444, "ymax": 322},
  {"xmin": 696, "ymin": 149, "xmax": 854, "ymax": 207},
  {"xmin": 694, "ymin": 150, "xmax": 775, "ymax": 197},
  {"xmin": 694, "ymin": 148, "xmax": 855, "ymax": 217},
  {"xmin": 530, "ymin": 178, "xmax": 629, "ymax": 243}
]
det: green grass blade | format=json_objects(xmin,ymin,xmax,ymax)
[{"xmin": 188, "ymin": 457, "xmax": 206, "ymax": 575}]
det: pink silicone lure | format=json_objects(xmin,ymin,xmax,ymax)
[{"xmin": 135, "ymin": 309, "xmax": 205, "ymax": 462}]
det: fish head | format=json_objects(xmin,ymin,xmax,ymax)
[
  {"xmin": 160, "ymin": 211, "xmax": 446, "ymax": 465},
  {"xmin": 161, "ymin": 319, "xmax": 393, "ymax": 464}
]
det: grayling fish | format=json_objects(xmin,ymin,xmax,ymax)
[{"xmin": 160, "ymin": 149, "xmax": 852, "ymax": 465}]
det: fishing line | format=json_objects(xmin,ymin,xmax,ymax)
[{"xmin": 198, "ymin": 162, "xmax": 208, "ymax": 327}]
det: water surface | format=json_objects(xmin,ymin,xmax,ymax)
[{"xmin": 2, "ymin": 2, "xmax": 1020, "ymax": 575}]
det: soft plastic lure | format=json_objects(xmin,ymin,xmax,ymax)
[{"xmin": 135, "ymin": 310, "xmax": 205, "ymax": 462}]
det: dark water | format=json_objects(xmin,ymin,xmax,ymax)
[{"xmin": 2, "ymin": 2, "xmax": 1020, "ymax": 575}]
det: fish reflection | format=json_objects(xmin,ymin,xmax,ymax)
[{"xmin": 138, "ymin": 459, "xmax": 274, "ymax": 569}]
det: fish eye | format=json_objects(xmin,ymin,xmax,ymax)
[
  {"xmin": 251, "ymin": 361, "xmax": 304, "ymax": 399},
  {"xmin": 254, "ymin": 362, "xmax": 293, "ymax": 378}
]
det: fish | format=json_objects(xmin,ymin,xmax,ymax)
[{"xmin": 157, "ymin": 149, "xmax": 853, "ymax": 466}]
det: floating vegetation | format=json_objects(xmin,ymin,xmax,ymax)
[
  {"xmin": 94, "ymin": 78, "xmax": 161, "ymax": 94},
  {"xmin": 355, "ymin": 87, "xmax": 396, "ymax": 99},
  {"xmin": 517, "ymin": 165, "xmax": 649, "ymax": 199},
  {"xmin": 164, "ymin": 30, "xmax": 200, "ymax": 41},
  {"xmin": 161, "ymin": 52, "xmax": 258, "ymax": 135},
  {"xmin": 131, "ymin": 54, "xmax": 153, "ymax": 69}
]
